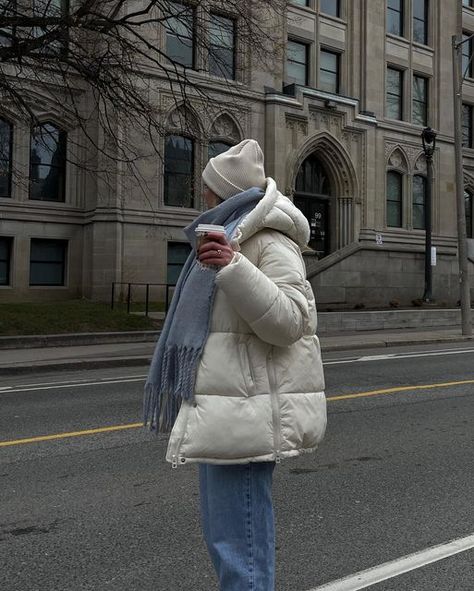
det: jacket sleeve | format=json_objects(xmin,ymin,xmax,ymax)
[{"xmin": 215, "ymin": 234, "xmax": 311, "ymax": 347}]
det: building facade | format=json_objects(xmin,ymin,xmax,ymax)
[{"xmin": 1, "ymin": 0, "xmax": 474, "ymax": 307}]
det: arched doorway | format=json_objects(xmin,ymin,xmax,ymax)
[{"xmin": 294, "ymin": 154, "xmax": 332, "ymax": 257}]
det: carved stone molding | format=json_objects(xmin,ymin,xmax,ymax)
[{"xmin": 210, "ymin": 114, "xmax": 241, "ymax": 143}]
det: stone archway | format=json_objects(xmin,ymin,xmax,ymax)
[{"xmin": 291, "ymin": 133, "xmax": 359, "ymax": 255}]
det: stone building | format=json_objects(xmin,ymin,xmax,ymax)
[{"xmin": 1, "ymin": 0, "xmax": 474, "ymax": 307}]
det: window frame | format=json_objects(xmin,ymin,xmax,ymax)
[
  {"xmin": 386, "ymin": 170, "xmax": 403, "ymax": 228},
  {"xmin": 209, "ymin": 12, "xmax": 237, "ymax": 80},
  {"xmin": 387, "ymin": 0, "xmax": 404, "ymax": 38},
  {"xmin": 386, "ymin": 66, "xmax": 404, "ymax": 120},
  {"xmin": 164, "ymin": 1, "xmax": 196, "ymax": 69},
  {"xmin": 163, "ymin": 134, "xmax": 195, "ymax": 209},
  {"xmin": 167, "ymin": 241, "xmax": 192, "ymax": 286},
  {"xmin": 0, "ymin": 236, "xmax": 12, "ymax": 286},
  {"xmin": 412, "ymin": 74, "xmax": 429, "ymax": 126},
  {"xmin": 465, "ymin": 190, "xmax": 473, "ymax": 238},
  {"xmin": 29, "ymin": 238, "xmax": 68, "ymax": 287},
  {"xmin": 29, "ymin": 121, "xmax": 67, "ymax": 203},
  {"xmin": 286, "ymin": 38, "xmax": 309, "ymax": 86},
  {"xmin": 412, "ymin": 0, "xmax": 428, "ymax": 46},
  {"xmin": 0, "ymin": 117, "xmax": 13, "ymax": 199},
  {"xmin": 319, "ymin": 47, "xmax": 340, "ymax": 94}
]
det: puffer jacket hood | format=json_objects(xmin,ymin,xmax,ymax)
[{"xmin": 237, "ymin": 177, "xmax": 310, "ymax": 248}]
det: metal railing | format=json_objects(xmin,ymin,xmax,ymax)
[{"xmin": 110, "ymin": 282, "xmax": 174, "ymax": 316}]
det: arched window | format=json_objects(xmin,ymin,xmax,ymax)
[
  {"xmin": 413, "ymin": 175, "xmax": 426, "ymax": 230},
  {"xmin": 164, "ymin": 135, "xmax": 194, "ymax": 208},
  {"xmin": 465, "ymin": 189, "xmax": 473, "ymax": 239},
  {"xmin": 30, "ymin": 122, "xmax": 67, "ymax": 202},
  {"xmin": 296, "ymin": 153, "xmax": 331, "ymax": 195},
  {"xmin": 387, "ymin": 171, "xmax": 403, "ymax": 227},
  {"xmin": 0, "ymin": 118, "xmax": 13, "ymax": 199},
  {"xmin": 208, "ymin": 141, "xmax": 232, "ymax": 159}
]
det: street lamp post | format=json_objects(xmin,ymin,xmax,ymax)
[{"xmin": 421, "ymin": 127, "xmax": 436, "ymax": 303}]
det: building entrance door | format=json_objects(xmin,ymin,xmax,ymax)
[
  {"xmin": 294, "ymin": 153, "xmax": 332, "ymax": 258},
  {"xmin": 293, "ymin": 195, "xmax": 329, "ymax": 257}
]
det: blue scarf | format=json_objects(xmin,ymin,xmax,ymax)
[{"xmin": 144, "ymin": 187, "xmax": 264, "ymax": 432}]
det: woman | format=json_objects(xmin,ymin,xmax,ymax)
[{"xmin": 145, "ymin": 139, "xmax": 326, "ymax": 591}]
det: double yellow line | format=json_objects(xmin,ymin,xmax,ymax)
[{"xmin": 1, "ymin": 378, "xmax": 474, "ymax": 448}]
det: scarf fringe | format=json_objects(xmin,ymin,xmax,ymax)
[{"xmin": 144, "ymin": 346, "xmax": 200, "ymax": 433}]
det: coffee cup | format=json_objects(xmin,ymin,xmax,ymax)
[{"xmin": 195, "ymin": 224, "xmax": 226, "ymax": 250}]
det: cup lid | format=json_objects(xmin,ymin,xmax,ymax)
[{"xmin": 195, "ymin": 224, "xmax": 226, "ymax": 233}]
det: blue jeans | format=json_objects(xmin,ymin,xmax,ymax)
[{"xmin": 199, "ymin": 462, "xmax": 276, "ymax": 591}]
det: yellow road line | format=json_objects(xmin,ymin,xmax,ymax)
[
  {"xmin": 1, "ymin": 378, "xmax": 473, "ymax": 448},
  {"xmin": 326, "ymin": 379, "xmax": 474, "ymax": 401},
  {"xmin": 0, "ymin": 422, "xmax": 143, "ymax": 448}
]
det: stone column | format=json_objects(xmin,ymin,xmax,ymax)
[{"xmin": 337, "ymin": 197, "xmax": 353, "ymax": 249}]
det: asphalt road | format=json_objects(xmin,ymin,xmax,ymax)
[{"xmin": 1, "ymin": 342, "xmax": 474, "ymax": 591}]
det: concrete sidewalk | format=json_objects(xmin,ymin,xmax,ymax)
[{"xmin": 1, "ymin": 326, "xmax": 473, "ymax": 376}]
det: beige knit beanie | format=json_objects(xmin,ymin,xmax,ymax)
[{"xmin": 202, "ymin": 139, "xmax": 266, "ymax": 200}]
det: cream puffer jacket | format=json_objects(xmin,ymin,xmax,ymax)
[{"xmin": 166, "ymin": 178, "xmax": 326, "ymax": 467}]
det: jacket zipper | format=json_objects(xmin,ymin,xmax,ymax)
[{"xmin": 267, "ymin": 348, "xmax": 282, "ymax": 463}]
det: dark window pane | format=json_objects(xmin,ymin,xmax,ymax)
[
  {"xmin": 320, "ymin": 50, "xmax": 339, "ymax": 93},
  {"xmin": 287, "ymin": 40, "xmax": 308, "ymax": 85},
  {"xmin": 0, "ymin": 118, "xmax": 12, "ymax": 198},
  {"xmin": 465, "ymin": 190, "xmax": 473, "ymax": 238},
  {"xmin": 167, "ymin": 242, "xmax": 192, "ymax": 285},
  {"xmin": 386, "ymin": 68, "xmax": 403, "ymax": 119},
  {"xmin": 387, "ymin": 0, "xmax": 403, "ymax": 36},
  {"xmin": 164, "ymin": 135, "xmax": 194, "ymax": 208},
  {"xmin": 209, "ymin": 14, "xmax": 235, "ymax": 79},
  {"xmin": 208, "ymin": 141, "xmax": 232, "ymax": 159},
  {"xmin": 413, "ymin": 75, "xmax": 428, "ymax": 125},
  {"xmin": 31, "ymin": 0, "xmax": 69, "ymax": 55},
  {"xmin": 30, "ymin": 123, "xmax": 66, "ymax": 202},
  {"xmin": 292, "ymin": 0, "xmax": 309, "ymax": 5},
  {"xmin": 387, "ymin": 171, "xmax": 402, "ymax": 227},
  {"xmin": 462, "ymin": 104, "xmax": 473, "ymax": 147},
  {"xmin": 296, "ymin": 154, "xmax": 331, "ymax": 195},
  {"xmin": 29, "ymin": 239, "xmax": 67, "ymax": 286},
  {"xmin": 413, "ymin": 175, "xmax": 426, "ymax": 229},
  {"xmin": 462, "ymin": 33, "xmax": 473, "ymax": 78},
  {"xmin": 0, "ymin": 237, "xmax": 12, "ymax": 285},
  {"xmin": 165, "ymin": 2, "xmax": 194, "ymax": 68},
  {"xmin": 320, "ymin": 0, "xmax": 339, "ymax": 17}
]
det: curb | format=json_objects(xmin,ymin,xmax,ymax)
[
  {"xmin": 0, "ymin": 331, "xmax": 160, "ymax": 351},
  {"xmin": 1, "ymin": 334, "xmax": 473, "ymax": 375}
]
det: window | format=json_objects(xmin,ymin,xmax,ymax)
[
  {"xmin": 413, "ymin": 75, "xmax": 428, "ymax": 125},
  {"xmin": 164, "ymin": 135, "xmax": 194, "ymax": 208},
  {"xmin": 462, "ymin": 104, "xmax": 473, "ymax": 148},
  {"xmin": 320, "ymin": 0, "xmax": 340, "ymax": 17},
  {"xmin": 387, "ymin": 171, "xmax": 403, "ymax": 227},
  {"xmin": 0, "ymin": 237, "xmax": 12, "ymax": 286},
  {"xmin": 29, "ymin": 239, "xmax": 67, "ymax": 286},
  {"xmin": 209, "ymin": 14, "xmax": 236, "ymax": 79},
  {"xmin": 465, "ymin": 190, "xmax": 473, "ymax": 238},
  {"xmin": 413, "ymin": 0, "xmax": 428, "ymax": 45},
  {"xmin": 292, "ymin": 0, "xmax": 310, "ymax": 5},
  {"xmin": 413, "ymin": 175, "xmax": 426, "ymax": 229},
  {"xmin": 32, "ymin": 0, "xmax": 69, "ymax": 55},
  {"xmin": 387, "ymin": 0, "xmax": 403, "ymax": 37},
  {"xmin": 0, "ymin": 118, "xmax": 13, "ymax": 198},
  {"xmin": 167, "ymin": 242, "xmax": 192, "ymax": 285},
  {"xmin": 386, "ymin": 67, "xmax": 403, "ymax": 120},
  {"xmin": 164, "ymin": 1, "xmax": 195, "ymax": 68},
  {"xmin": 287, "ymin": 40, "xmax": 308, "ymax": 86},
  {"xmin": 320, "ymin": 49, "xmax": 340, "ymax": 93},
  {"xmin": 462, "ymin": 32, "xmax": 473, "ymax": 78},
  {"xmin": 463, "ymin": 0, "xmax": 473, "ymax": 7},
  {"xmin": 30, "ymin": 122, "xmax": 66, "ymax": 202},
  {"xmin": 208, "ymin": 141, "xmax": 232, "ymax": 159},
  {"xmin": 0, "ymin": 0, "xmax": 15, "ymax": 46}
]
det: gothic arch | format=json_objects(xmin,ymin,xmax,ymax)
[
  {"xmin": 289, "ymin": 131, "xmax": 359, "ymax": 199},
  {"xmin": 386, "ymin": 145, "xmax": 409, "ymax": 173},
  {"xmin": 166, "ymin": 103, "xmax": 203, "ymax": 138},
  {"xmin": 209, "ymin": 112, "xmax": 242, "ymax": 144},
  {"xmin": 289, "ymin": 132, "xmax": 359, "ymax": 251}
]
